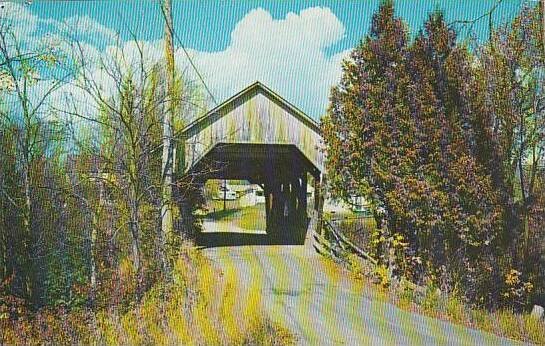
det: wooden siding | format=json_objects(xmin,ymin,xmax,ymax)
[{"xmin": 180, "ymin": 82, "xmax": 324, "ymax": 173}]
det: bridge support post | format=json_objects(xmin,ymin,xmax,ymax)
[
  {"xmin": 292, "ymin": 173, "xmax": 308, "ymax": 242},
  {"xmin": 314, "ymin": 175, "xmax": 325, "ymax": 235},
  {"xmin": 265, "ymin": 179, "xmax": 284, "ymax": 238},
  {"xmin": 264, "ymin": 182, "xmax": 272, "ymax": 232},
  {"xmin": 297, "ymin": 173, "xmax": 307, "ymax": 221},
  {"xmin": 263, "ymin": 170, "xmax": 310, "ymax": 242}
]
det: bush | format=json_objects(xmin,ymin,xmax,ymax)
[
  {"xmin": 1, "ymin": 249, "xmax": 294, "ymax": 345},
  {"xmin": 420, "ymin": 285, "xmax": 443, "ymax": 317},
  {"xmin": 445, "ymin": 296, "xmax": 468, "ymax": 325}
]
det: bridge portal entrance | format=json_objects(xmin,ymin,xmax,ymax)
[
  {"xmin": 191, "ymin": 143, "xmax": 320, "ymax": 244},
  {"xmin": 180, "ymin": 82, "xmax": 324, "ymax": 246}
]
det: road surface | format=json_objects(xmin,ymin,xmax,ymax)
[{"xmin": 201, "ymin": 243, "xmax": 520, "ymax": 345}]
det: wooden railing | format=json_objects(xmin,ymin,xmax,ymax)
[
  {"xmin": 316, "ymin": 217, "xmax": 432, "ymax": 297},
  {"xmin": 313, "ymin": 217, "xmax": 377, "ymax": 266}
]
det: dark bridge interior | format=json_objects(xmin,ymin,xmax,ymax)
[{"xmin": 192, "ymin": 143, "xmax": 321, "ymax": 248}]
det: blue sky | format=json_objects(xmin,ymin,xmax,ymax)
[
  {"xmin": 6, "ymin": 0, "xmax": 528, "ymax": 119},
  {"xmin": 32, "ymin": 1, "xmax": 524, "ymax": 51}
]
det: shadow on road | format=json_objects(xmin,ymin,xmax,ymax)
[
  {"xmin": 204, "ymin": 208, "xmax": 241, "ymax": 220},
  {"xmin": 196, "ymin": 217, "xmax": 310, "ymax": 248}
]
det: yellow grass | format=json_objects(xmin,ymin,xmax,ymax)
[{"xmin": 1, "ymin": 248, "xmax": 294, "ymax": 346}]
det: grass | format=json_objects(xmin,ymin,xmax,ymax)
[
  {"xmin": 204, "ymin": 202, "xmax": 267, "ymax": 232},
  {"xmin": 327, "ymin": 216, "xmax": 545, "ymax": 344},
  {"xmin": 238, "ymin": 205, "xmax": 267, "ymax": 230},
  {"xmin": 332, "ymin": 253, "xmax": 545, "ymax": 345},
  {"xmin": 0, "ymin": 248, "xmax": 295, "ymax": 346}
]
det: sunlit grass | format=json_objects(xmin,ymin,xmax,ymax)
[
  {"xmin": 204, "ymin": 201, "xmax": 267, "ymax": 232},
  {"xmin": 331, "ymin": 253, "xmax": 545, "ymax": 345}
]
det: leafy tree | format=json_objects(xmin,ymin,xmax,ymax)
[
  {"xmin": 323, "ymin": 1, "xmax": 418, "ymax": 272},
  {"xmin": 408, "ymin": 12, "xmax": 505, "ymax": 304},
  {"xmin": 0, "ymin": 21, "xmax": 72, "ymax": 307},
  {"xmin": 322, "ymin": 1, "xmax": 544, "ymax": 308}
]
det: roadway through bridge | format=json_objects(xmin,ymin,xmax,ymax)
[{"xmin": 191, "ymin": 143, "xmax": 319, "ymax": 245}]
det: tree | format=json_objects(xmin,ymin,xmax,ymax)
[
  {"xmin": 472, "ymin": 3, "xmax": 545, "ymax": 304},
  {"xmin": 0, "ymin": 21, "xmax": 71, "ymax": 307},
  {"xmin": 323, "ymin": 0, "xmax": 419, "ymax": 275},
  {"xmin": 62, "ymin": 29, "xmax": 204, "ymax": 299},
  {"xmin": 408, "ymin": 13, "xmax": 504, "ymax": 302},
  {"xmin": 67, "ymin": 44, "xmax": 163, "ymax": 298},
  {"xmin": 322, "ymin": 1, "xmax": 527, "ymax": 307}
]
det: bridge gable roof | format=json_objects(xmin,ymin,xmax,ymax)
[
  {"xmin": 181, "ymin": 81, "xmax": 321, "ymax": 138},
  {"xmin": 180, "ymin": 81, "xmax": 324, "ymax": 174}
]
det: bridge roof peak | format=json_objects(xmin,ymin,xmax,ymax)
[{"xmin": 182, "ymin": 81, "xmax": 320, "ymax": 136}]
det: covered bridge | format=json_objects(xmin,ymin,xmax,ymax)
[{"xmin": 180, "ymin": 82, "xmax": 325, "ymax": 239}]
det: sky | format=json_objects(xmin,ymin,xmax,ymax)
[{"xmin": 3, "ymin": 0, "xmax": 529, "ymax": 119}]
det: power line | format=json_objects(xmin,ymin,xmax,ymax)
[
  {"xmin": 159, "ymin": 2, "xmax": 218, "ymax": 106},
  {"xmin": 173, "ymin": 31, "xmax": 218, "ymax": 106}
]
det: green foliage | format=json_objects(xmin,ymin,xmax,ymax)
[
  {"xmin": 0, "ymin": 17, "xmax": 208, "ymax": 316},
  {"xmin": 372, "ymin": 265, "xmax": 391, "ymax": 288},
  {"xmin": 420, "ymin": 284, "xmax": 443, "ymax": 316},
  {"xmin": 445, "ymin": 296, "xmax": 468, "ymax": 324},
  {"xmin": 323, "ymin": 1, "xmax": 545, "ymax": 309}
]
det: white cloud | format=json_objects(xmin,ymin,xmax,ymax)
[
  {"xmin": 184, "ymin": 7, "xmax": 350, "ymax": 118},
  {"xmin": 45, "ymin": 38, "xmax": 166, "ymax": 127},
  {"xmin": 0, "ymin": 3, "xmax": 117, "ymax": 50},
  {"xmin": 0, "ymin": 6, "xmax": 123, "ymax": 138},
  {"xmin": 8, "ymin": 6, "xmax": 350, "ymax": 126},
  {"xmin": 57, "ymin": 15, "xmax": 117, "ymax": 46}
]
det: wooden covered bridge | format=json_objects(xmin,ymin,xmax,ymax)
[{"xmin": 180, "ymin": 82, "xmax": 324, "ymax": 241}]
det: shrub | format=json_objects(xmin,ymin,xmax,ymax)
[
  {"xmin": 373, "ymin": 265, "xmax": 391, "ymax": 288},
  {"xmin": 1, "ymin": 248, "xmax": 294, "ymax": 345},
  {"xmin": 420, "ymin": 285, "xmax": 443, "ymax": 317},
  {"xmin": 445, "ymin": 296, "xmax": 468, "ymax": 325}
]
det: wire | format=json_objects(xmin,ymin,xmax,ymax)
[
  {"xmin": 173, "ymin": 31, "xmax": 218, "ymax": 106},
  {"xmin": 160, "ymin": 1, "xmax": 218, "ymax": 106}
]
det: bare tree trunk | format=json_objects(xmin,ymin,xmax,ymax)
[
  {"xmin": 89, "ymin": 177, "xmax": 103, "ymax": 306},
  {"xmin": 128, "ymin": 184, "xmax": 143, "ymax": 298},
  {"xmin": 22, "ymin": 162, "xmax": 34, "ymax": 303},
  {"xmin": 0, "ymin": 165, "xmax": 6, "ymax": 281},
  {"xmin": 160, "ymin": 0, "xmax": 175, "ymax": 275},
  {"xmin": 58, "ymin": 197, "xmax": 70, "ymax": 300},
  {"xmin": 542, "ymin": 0, "xmax": 545, "ymax": 53},
  {"xmin": 90, "ymin": 221, "xmax": 97, "ymax": 303}
]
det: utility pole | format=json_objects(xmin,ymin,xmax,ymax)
[{"xmin": 161, "ymin": 0, "xmax": 175, "ymax": 274}]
